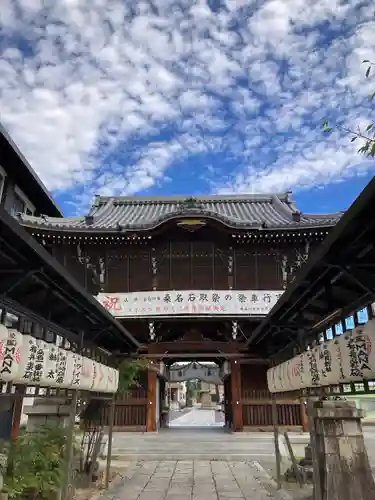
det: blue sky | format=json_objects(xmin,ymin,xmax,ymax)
[{"xmin": 1, "ymin": 0, "xmax": 374, "ymax": 217}]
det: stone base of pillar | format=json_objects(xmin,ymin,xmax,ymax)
[
  {"xmin": 284, "ymin": 443, "xmax": 314, "ymax": 483},
  {"xmin": 312, "ymin": 399, "xmax": 375, "ymax": 500}
]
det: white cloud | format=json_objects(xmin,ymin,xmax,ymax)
[{"xmin": 0, "ymin": 0, "xmax": 374, "ymax": 210}]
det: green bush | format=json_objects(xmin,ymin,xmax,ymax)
[{"xmin": 4, "ymin": 425, "xmax": 68, "ymax": 500}]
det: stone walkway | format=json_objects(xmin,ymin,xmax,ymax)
[
  {"xmin": 168, "ymin": 407, "xmax": 224, "ymax": 428},
  {"xmin": 105, "ymin": 460, "xmax": 276, "ymax": 499}
]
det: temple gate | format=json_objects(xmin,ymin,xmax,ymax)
[{"xmin": 19, "ymin": 193, "xmax": 340, "ymax": 431}]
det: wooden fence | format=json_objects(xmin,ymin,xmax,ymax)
[
  {"xmin": 100, "ymin": 388, "xmax": 147, "ymax": 431},
  {"xmin": 241, "ymin": 388, "xmax": 302, "ymax": 430}
]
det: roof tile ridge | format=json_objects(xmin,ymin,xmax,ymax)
[
  {"xmin": 89, "ymin": 197, "xmax": 115, "ymax": 217},
  {"xmin": 271, "ymin": 194, "xmax": 296, "ymax": 220},
  {"xmin": 19, "ymin": 213, "xmax": 83, "ymax": 224},
  {"xmin": 89, "ymin": 193, "xmax": 290, "ymax": 204},
  {"xmin": 207, "ymin": 195, "xmax": 274, "ymax": 203},
  {"xmin": 302, "ymin": 211, "xmax": 344, "ymax": 219}
]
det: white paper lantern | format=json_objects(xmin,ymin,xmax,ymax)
[
  {"xmin": 103, "ymin": 365, "xmax": 111, "ymax": 392},
  {"xmin": 281, "ymin": 361, "xmax": 289, "ymax": 392},
  {"xmin": 90, "ymin": 361, "xmax": 100, "ymax": 392},
  {"xmin": 340, "ymin": 332, "xmax": 365, "ymax": 382},
  {"xmin": 283, "ymin": 360, "xmax": 293, "ymax": 391},
  {"xmin": 0, "ymin": 324, "xmax": 9, "ymax": 373},
  {"xmin": 317, "ymin": 339, "xmax": 346, "ymax": 386},
  {"xmin": 351, "ymin": 322, "xmax": 375, "ymax": 380},
  {"xmin": 106, "ymin": 367, "xmax": 113, "ymax": 393},
  {"xmin": 107, "ymin": 367, "xmax": 116, "ymax": 393},
  {"xmin": 57, "ymin": 350, "xmax": 76, "ymax": 388},
  {"xmin": 272, "ymin": 365, "xmax": 280, "ymax": 393},
  {"xmin": 89, "ymin": 361, "xmax": 99, "ymax": 392},
  {"xmin": 305, "ymin": 348, "xmax": 320, "ymax": 387},
  {"xmin": 275, "ymin": 362, "xmax": 285, "ymax": 392},
  {"xmin": 300, "ymin": 352, "xmax": 312, "ymax": 389},
  {"xmin": 316, "ymin": 342, "xmax": 332, "ymax": 386},
  {"xmin": 0, "ymin": 328, "xmax": 23, "ymax": 383},
  {"xmin": 271, "ymin": 364, "xmax": 280, "ymax": 392},
  {"xmin": 70, "ymin": 353, "xmax": 83, "ymax": 390},
  {"xmin": 40, "ymin": 343, "xmax": 60, "ymax": 387},
  {"xmin": 113, "ymin": 368, "xmax": 119, "ymax": 393},
  {"xmin": 33, "ymin": 340, "xmax": 50, "ymax": 386},
  {"xmin": 95, "ymin": 363, "xmax": 108, "ymax": 392},
  {"xmin": 278, "ymin": 362, "xmax": 286, "ymax": 392},
  {"xmin": 289, "ymin": 355, "xmax": 304, "ymax": 391},
  {"xmin": 285, "ymin": 358, "xmax": 294, "ymax": 391},
  {"xmin": 79, "ymin": 356, "xmax": 95, "ymax": 391},
  {"xmin": 267, "ymin": 367, "xmax": 276, "ymax": 393},
  {"xmin": 15, "ymin": 335, "xmax": 39, "ymax": 385}
]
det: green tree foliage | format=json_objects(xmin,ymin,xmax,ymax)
[
  {"xmin": 4, "ymin": 425, "xmax": 67, "ymax": 499},
  {"xmin": 323, "ymin": 61, "xmax": 375, "ymax": 157},
  {"xmin": 185, "ymin": 379, "xmax": 202, "ymax": 399},
  {"xmin": 117, "ymin": 358, "xmax": 149, "ymax": 393}
]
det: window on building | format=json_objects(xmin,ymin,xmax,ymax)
[
  {"xmin": 12, "ymin": 190, "xmax": 26, "ymax": 215},
  {"xmin": 11, "ymin": 186, "xmax": 35, "ymax": 216}
]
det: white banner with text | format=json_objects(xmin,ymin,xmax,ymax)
[{"xmin": 97, "ymin": 290, "xmax": 284, "ymax": 317}]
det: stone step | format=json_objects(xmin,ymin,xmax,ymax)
[
  {"xmin": 112, "ymin": 448, "xmax": 274, "ymax": 455},
  {"xmin": 110, "ymin": 452, "xmax": 274, "ymax": 461}
]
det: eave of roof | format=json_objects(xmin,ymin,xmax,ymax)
[
  {"xmin": 0, "ymin": 206, "xmax": 141, "ymax": 352},
  {"xmin": 17, "ymin": 193, "xmax": 343, "ymax": 232},
  {"xmin": 0, "ymin": 123, "xmax": 62, "ymax": 217},
  {"xmin": 248, "ymin": 177, "xmax": 375, "ymax": 355}
]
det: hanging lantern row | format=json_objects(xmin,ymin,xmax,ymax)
[
  {"xmin": 0, "ymin": 325, "xmax": 118, "ymax": 393},
  {"xmin": 267, "ymin": 319, "xmax": 375, "ymax": 393}
]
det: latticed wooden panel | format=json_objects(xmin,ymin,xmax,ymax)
[{"xmin": 242, "ymin": 404, "xmax": 301, "ymax": 427}]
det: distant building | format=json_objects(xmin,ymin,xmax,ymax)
[{"xmin": 167, "ymin": 382, "xmax": 186, "ymax": 410}]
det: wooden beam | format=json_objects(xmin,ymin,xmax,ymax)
[
  {"xmin": 140, "ymin": 352, "xmax": 249, "ymax": 359},
  {"xmin": 146, "ymin": 340, "xmax": 241, "ymax": 354}
]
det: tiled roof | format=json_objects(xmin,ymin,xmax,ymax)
[{"xmin": 18, "ymin": 193, "xmax": 343, "ymax": 232}]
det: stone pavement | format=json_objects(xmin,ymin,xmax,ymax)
[
  {"xmin": 105, "ymin": 460, "xmax": 277, "ymax": 500},
  {"xmin": 169, "ymin": 407, "xmax": 224, "ymax": 428}
]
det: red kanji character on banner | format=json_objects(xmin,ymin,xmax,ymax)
[{"xmin": 102, "ymin": 296, "xmax": 122, "ymax": 311}]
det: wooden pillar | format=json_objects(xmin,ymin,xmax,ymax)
[
  {"xmin": 11, "ymin": 386, "xmax": 25, "ymax": 440},
  {"xmin": 147, "ymin": 369, "xmax": 157, "ymax": 432},
  {"xmin": 300, "ymin": 394, "xmax": 309, "ymax": 432},
  {"xmin": 230, "ymin": 360, "xmax": 243, "ymax": 431}
]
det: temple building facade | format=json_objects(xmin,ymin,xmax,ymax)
[{"xmin": 17, "ymin": 192, "xmax": 342, "ymax": 431}]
